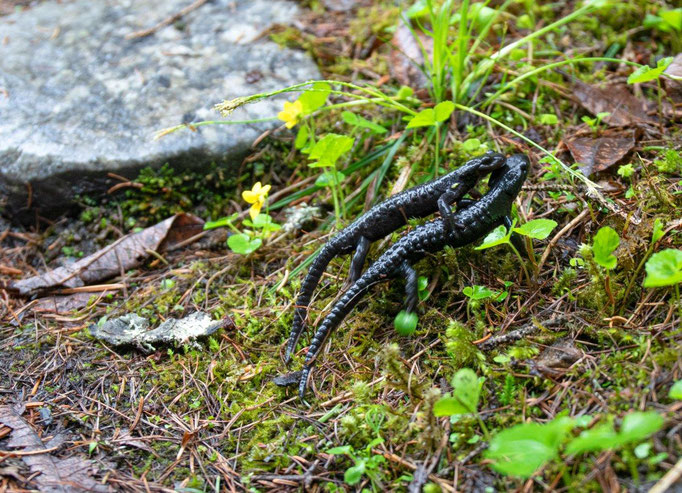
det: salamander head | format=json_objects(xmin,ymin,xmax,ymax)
[
  {"xmin": 488, "ymin": 154, "xmax": 529, "ymax": 197},
  {"xmin": 443, "ymin": 151, "xmax": 505, "ymax": 189}
]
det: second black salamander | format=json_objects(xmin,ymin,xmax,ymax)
[
  {"xmin": 286, "ymin": 152, "xmax": 506, "ymax": 362},
  {"xmin": 296, "ymin": 154, "xmax": 529, "ymax": 398}
]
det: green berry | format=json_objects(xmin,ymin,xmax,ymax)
[{"xmin": 394, "ymin": 310, "xmax": 418, "ymax": 336}]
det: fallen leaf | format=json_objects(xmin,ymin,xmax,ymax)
[
  {"xmin": 389, "ymin": 17, "xmax": 431, "ymax": 90},
  {"xmin": 89, "ymin": 312, "xmax": 234, "ymax": 353},
  {"xmin": 9, "ymin": 213, "xmax": 204, "ymax": 296},
  {"xmin": 32, "ymin": 293, "xmax": 96, "ymax": 314},
  {"xmin": 566, "ymin": 132, "xmax": 635, "ymax": 176},
  {"xmin": 112, "ymin": 429, "xmax": 156, "ymax": 454},
  {"xmin": 0, "ymin": 405, "xmax": 108, "ymax": 492},
  {"xmin": 531, "ymin": 339, "xmax": 583, "ymax": 378},
  {"xmin": 573, "ymin": 81, "xmax": 657, "ymax": 126}
]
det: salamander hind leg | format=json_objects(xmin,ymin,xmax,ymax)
[
  {"xmin": 398, "ymin": 261, "xmax": 418, "ymax": 314},
  {"xmin": 348, "ymin": 236, "xmax": 370, "ymax": 284}
]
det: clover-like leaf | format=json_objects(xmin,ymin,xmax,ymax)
[
  {"xmin": 485, "ymin": 417, "xmax": 575, "ymax": 478},
  {"xmin": 592, "ymin": 226, "xmax": 620, "ymax": 270},
  {"xmin": 434, "ymin": 101, "xmax": 455, "ymax": 122},
  {"xmin": 651, "ymin": 218, "xmax": 665, "ymax": 244},
  {"xmin": 627, "ymin": 57, "xmax": 673, "ymax": 84},
  {"xmin": 620, "ymin": 411, "xmax": 664, "ymax": 443},
  {"xmin": 406, "ymin": 108, "xmax": 436, "ymax": 129},
  {"xmin": 462, "ymin": 285, "xmax": 496, "ymax": 300},
  {"xmin": 433, "ymin": 368, "xmax": 481, "ymax": 416},
  {"xmin": 227, "ymin": 233, "xmax": 262, "ymax": 255},
  {"xmin": 342, "ymin": 111, "xmax": 387, "ymax": 134},
  {"xmin": 475, "ymin": 224, "xmax": 511, "ymax": 250},
  {"xmin": 643, "ymin": 249, "xmax": 682, "ymax": 288},
  {"xmin": 669, "ymin": 380, "xmax": 682, "ymax": 400},
  {"xmin": 308, "ymin": 133, "xmax": 354, "ymax": 168},
  {"xmin": 298, "ymin": 82, "xmax": 331, "ymax": 113},
  {"xmin": 315, "ymin": 170, "xmax": 346, "ymax": 188},
  {"xmin": 513, "ymin": 219, "xmax": 557, "ymax": 240}
]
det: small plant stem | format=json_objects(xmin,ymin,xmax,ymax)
[
  {"xmin": 619, "ymin": 245, "xmax": 655, "ymax": 314},
  {"xmin": 508, "ymin": 243, "xmax": 532, "ymax": 286},
  {"xmin": 604, "ymin": 273, "xmax": 615, "ymax": 313},
  {"xmin": 434, "ymin": 123, "xmax": 441, "ymax": 178},
  {"xmin": 329, "ymin": 166, "xmax": 342, "ymax": 227},
  {"xmin": 676, "ymin": 284, "xmax": 681, "ymax": 323},
  {"xmin": 475, "ymin": 412, "xmax": 490, "ymax": 441}
]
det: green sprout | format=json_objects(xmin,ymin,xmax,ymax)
[
  {"xmin": 476, "ymin": 218, "xmax": 558, "ymax": 284},
  {"xmin": 643, "ymin": 248, "xmax": 682, "ymax": 321}
]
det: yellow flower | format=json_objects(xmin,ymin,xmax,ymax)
[
  {"xmin": 277, "ymin": 100, "xmax": 303, "ymax": 129},
  {"xmin": 242, "ymin": 182, "xmax": 271, "ymax": 220}
]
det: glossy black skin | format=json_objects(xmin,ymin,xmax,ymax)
[
  {"xmin": 296, "ymin": 154, "xmax": 529, "ymax": 398},
  {"xmin": 285, "ymin": 152, "xmax": 506, "ymax": 362}
]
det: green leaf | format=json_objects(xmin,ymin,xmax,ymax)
[
  {"xmin": 298, "ymin": 82, "xmax": 330, "ymax": 113},
  {"xmin": 592, "ymin": 226, "xmax": 620, "ymax": 270},
  {"xmin": 620, "ymin": 411, "xmax": 664, "ymax": 443},
  {"xmin": 394, "ymin": 310, "xmax": 418, "ymax": 336},
  {"xmin": 652, "ymin": 218, "xmax": 665, "ymax": 244},
  {"xmin": 669, "ymin": 380, "xmax": 682, "ymax": 400},
  {"xmin": 295, "ymin": 125, "xmax": 309, "ymax": 149},
  {"xmin": 643, "ymin": 249, "xmax": 682, "ymax": 287},
  {"xmin": 327, "ymin": 445, "xmax": 353, "ymax": 455},
  {"xmin": 227, "ymin": 233, "xmax": 262, "ymax": 255},
  {"xmin": 513, "ymin": 219, "xmax": 558, "ymax": 240},
  {"xmin": 451, "ymin": 368, "xmax": 481, "ymax": 413},
  {"xmin": 475, "ymin": 224, "xmax": 511, "ymax": 250},
  {"xmin": 565, "ymin": 422, "xmax": 620, "ymax": 455},
  {"xmin": 308, "ymin": 133, "xmax": 354, "ymax": 168},
  {"xmin": 315, "ymin": 170, "xmax": 346, "ymax": 187},
  {"xmin": 433, "ymin": 396, "xmax": 469, "ymax": 417},
  {"xmin": 406, "ymin": 108, "xmax": 436, "ymax": 128},
  {"xmin": 396, "ymin": 85, "xmax": 414, "ymax": 99},
  {"xmin": 434, "ymin": 369, "xmax": 481, "ymax": 416},
  {"xmin": 539, "ymin": 113, "xmax": 558, "ymax": 125},
  {"xmin": 462, "ymin": 285, "xmax": 496, "ymax": 300},
  {"xmin": 627, "ymin": 58, "xmax": 673, "ymax": 84},
  {"xmin": 434, "ymin": 101, "xmax": 455, "ymax": 122},
  {"xmin": 344, "ymin": 462, "xmax": 366, "ymax": 485},
  {"xmin": 342, "ymin": 111, "xmax": 387, "ymax": 134},
  {"xmin": 461, "ymin": 138, "xmax": 481, "ymax": 152},
  {"xmin": 660, "ymin": 8, "xmax": 682, "ymax": 32},
  {"xmin": 485, "ymin": 417, "xmax": 575, "ymax": 478}
]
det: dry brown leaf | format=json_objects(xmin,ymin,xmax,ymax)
[
  {"xmin": 0, "ymin": 405, "xmax": 108, "ymax": 492},
  {"xmin": 389, "ymin": 18, "xmax": 431, "ymax": 90},
  {"xmin": 32, "ymin": 293, "xmax": 96, "ymax": 314},
  {"xmin": 573, "ymin": 81, "xmax": 657, "ymax": 126},
  {"xmin": 566, "ymin": 132, "xmax": 635, "ymax": 176},
  {"xmin": 9, "ymin": 213, "xmax": 204, "ymax": 296}
]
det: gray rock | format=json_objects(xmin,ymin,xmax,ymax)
[{"xmin": 0, "ymin": 0, "xmax": 319, "ymax": 221}]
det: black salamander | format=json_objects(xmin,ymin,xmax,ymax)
[
  {"xmin": 285, "ymin": 152, "xmax": 506, "ymax": 362},
  {"xmin": 296, "ymin": 154, "xmax": 529, "ymax": 398}
]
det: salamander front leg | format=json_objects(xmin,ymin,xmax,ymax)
[
  {"xmin": 439, "ymin": 193, "xmax": 471, "ymax": 232},
  {"xmin": 348, "ymin": 236, "xmax": 370, "ymax": 284}
]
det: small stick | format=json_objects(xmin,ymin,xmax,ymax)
[{"xmin": 125, "ymin": 0, "xmax": 209, "ymax": 40}]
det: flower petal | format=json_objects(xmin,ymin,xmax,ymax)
[{"xmin": 242, "ymin": 190, "xmax": 258, "ymax": 203}]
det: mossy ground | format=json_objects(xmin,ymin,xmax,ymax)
[{"xmin": 1, "ymin": 1, "xmax": 681, "ymax": 492}]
